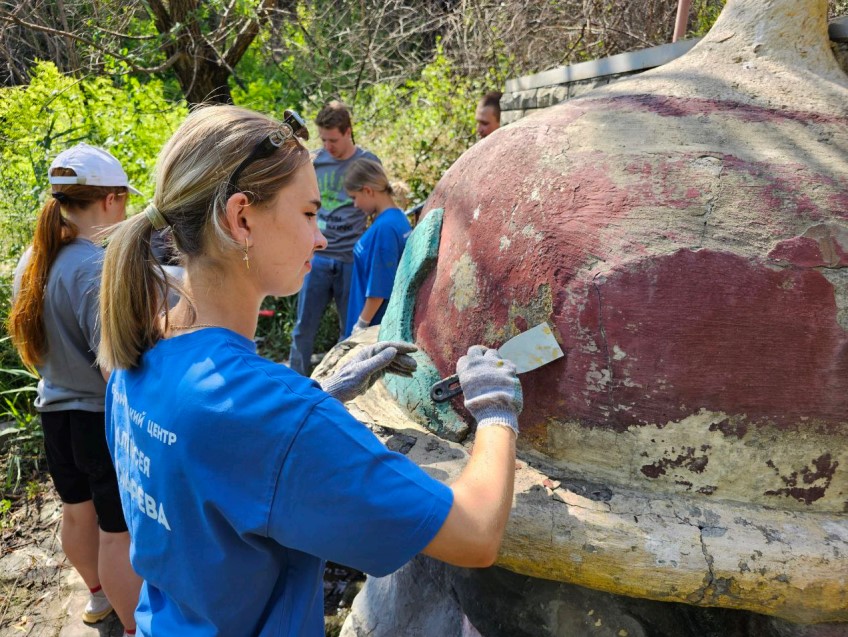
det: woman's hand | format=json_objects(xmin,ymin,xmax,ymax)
[
  {"xmin": 320, "ymin": 341, "xmax": 417, "ymax": 403},
  {"xmin": 457, "ymin": 345, "xmax": 523, "ymax": 434},
  {"xmin": 422, "ymin": 345, "xmax": 523, "ymax": 567}
]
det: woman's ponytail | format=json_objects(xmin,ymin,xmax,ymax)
[
  {"xmin": 98, "ymin": 213, "xmax": 170, "ymax": 370},
  {"xmin": 7, "ymin": 197, "xmax": 78, "ymax": 368}
]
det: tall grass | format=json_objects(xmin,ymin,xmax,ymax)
[{"xmin": 0, "ymin": 343, "xmax": 43, "ymax": 496}]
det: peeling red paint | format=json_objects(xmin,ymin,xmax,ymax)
[
  {"xmin": 641, "ymin": 446, "xmax": 710, "ymax": 479},
  {"xmin": 708, "ymin": 419, "xmax": 749, "ymax": 440},
  {"xmin": 414, "ymin": 91, "xmax": 848, "ymax": 503},
  {"xmin": 768, "ymin": 225, "xmax": 848, "ymax": 268},
  {"xmin": 764, "ymin": 454, "xmax": 838, "ymax": 504}
]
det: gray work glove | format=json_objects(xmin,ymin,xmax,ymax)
[
  {"xmin": 351, "ymin": 317, "xmax": 370, "ymax": 337},
  {"xmin": 457, "ymin": 346, "xmax": 523, "ymax": 435},
  {"xmin": 321, "ymin": 341, "xmax": 418, "ymax": 403}
]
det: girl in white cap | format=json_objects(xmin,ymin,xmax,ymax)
[
  {"xmin": 8, "ymin": 143, "xmax": 142, "ymax": 636},
  {"xmin": 97, "ymin": 104, "xmax": 523, "ymax": 636}
]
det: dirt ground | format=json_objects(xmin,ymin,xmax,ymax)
[{"xmin": 0, "ymin": 474, "xmax": 363, "ymax": 637}]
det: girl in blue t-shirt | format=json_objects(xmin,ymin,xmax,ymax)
[
  {"xmin": 343, "ymin": 159, "xmax": 412, "ymax": 337},
  {"xmin": 97, "ymin": 105, "xmax": 523, "ymax": 637}
]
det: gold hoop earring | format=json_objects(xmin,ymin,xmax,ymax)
[{"xmin": 243, "ymin": 238, "xmax": 250, "ymax": 270}]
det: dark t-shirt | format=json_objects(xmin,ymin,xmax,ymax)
[{"xmin": 313, "ymin": 147, "xmax": 380, "ymax": 262}]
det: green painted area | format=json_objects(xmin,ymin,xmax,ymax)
[{"xmin": 379, "ymin": 208, "xmax": 470, "ymax": 441}]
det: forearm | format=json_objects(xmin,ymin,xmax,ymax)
[
  {"xmin": 359, "ymin": 297, "xmax": 385, "ymax": 323},
  {"xmin": 422, "ymin": 425, "xmax": 516, "ymax": 566}
]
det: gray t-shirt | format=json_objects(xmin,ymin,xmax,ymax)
[
  {"xmin": 313, "ymin": 146, "xmax": 380, "ymax": 263},
  {"xmin": 13, "ymin": 239, "xmax": 107, "ymax": 412}
]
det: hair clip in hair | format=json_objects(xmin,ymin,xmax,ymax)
[
  {"xmin": 224, "ymin": 109, "xmax": 308, "ymax": 199},
  {"xmin": 144, "ymin": 203, "xmax": 170, "ymax": 230},
  {"xmin": 268, "ymin": 125, "xmax": 294, "ymax": 147}
]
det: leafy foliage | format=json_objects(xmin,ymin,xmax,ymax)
[
  {"xmin": 0, "ymin": 62, "xmax": 186, "ymax": 263},
  {"xmin": 688, "ymin": 0, "xmax": 727, "ymax": 38},
  {"xmin": 349, "ymin": 46, "xmax": 506, "ymax": 204},
  {"xmin": 0, "ymin": 62, "xmax": 186, "ymax": 398}
]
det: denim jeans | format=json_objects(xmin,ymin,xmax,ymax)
[{"xmin": 289, "ymin": 253, "xmax": 353, "ymax": 376}]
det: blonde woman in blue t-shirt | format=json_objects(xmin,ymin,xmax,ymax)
[
  {"xmin": 343, "ymin": 158, "xmax": 412, "ymax": 338},
  {"xmin": 97, "ymin": 105, "xmax": 523, "ymax": 637}
]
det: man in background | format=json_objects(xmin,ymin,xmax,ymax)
[
  {"xmin": 289, "ymin": 100, "xmax": 380, "ymax": 376},
  {"xmin": 475, "ymin": 91, "xmax": 502, "ymax": 139}
]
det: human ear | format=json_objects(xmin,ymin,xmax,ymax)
[{"xmin": 223, "ymin": 192, "xmax": 253, "ymax": 244}]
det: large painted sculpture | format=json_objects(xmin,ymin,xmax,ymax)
[{"xmin": 331, "ymin": 0, "xmax": 848, "ymax": 634}]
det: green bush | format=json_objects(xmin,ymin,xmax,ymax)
[
  {"xmin": 0, "ymin": 63, "xmax": 186, "ymax": 262},
  {"xmin": 256, "ymin": 296, "xmax": 340, "ymax": 364},
  {"xmin": 0, "ymin": 63, "xmax": 186, "ymax": 399}
]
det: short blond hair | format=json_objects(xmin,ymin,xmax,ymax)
[{"xmin": 343, "ymin": 158, "xmax": 393, "ymax": 196}]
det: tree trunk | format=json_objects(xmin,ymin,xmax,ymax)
[{"xmin": 173, "ymin": 55, "xmax": 233, "ymax": 105}]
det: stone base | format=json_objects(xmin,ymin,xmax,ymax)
[{"xmin": 341, "ymin": 556, "xmax": 848, "ymax": 637}]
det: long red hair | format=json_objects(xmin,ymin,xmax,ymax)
[{"xmin": 7, "ymin": 168, "xmax": 125, "ymax": 368}]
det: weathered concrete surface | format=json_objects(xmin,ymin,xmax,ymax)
[
  {"xmin": 338, "ymin": 555, "xmax": 468, "ymax": 637},
  {"xmin": 449, "ymin": 564, "xmax": 848, "ymax": 637},
  {"xmin": 412, "ymin": 1, "xmax": 848, "ymax": 512},
  {"xmin": 314, "ymin": 334, "xmax": 848, "ymax": 623},
  {"xmin": 343, "ymin": 555, "xmax": 848, "ymax": 637},
  {"xmin": 353, "ymin": 0, "xmax": 848, "ymax": 623}
]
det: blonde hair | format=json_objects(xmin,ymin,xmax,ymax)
[
  {"xmin": 343, "ymin": 158, "xmax": 394, "ymax": 196},
  {"xmin": 98, "ymin": 105, "xmax": 310, "ymax": 370},
  {"xmin": 7, "ymin": 167, "xmax": 126, "ymax": 368},
  {"xmin": 390, "ymin": 180, "xmax": 411, "ymax": 211}
]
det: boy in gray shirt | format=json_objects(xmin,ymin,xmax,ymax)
[{"xmin": 289, "ymin": 101, "xmax": 380, "ymax": 376}]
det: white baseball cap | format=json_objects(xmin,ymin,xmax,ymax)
[{"xmin": 48, "ymin": 143, "xmax": 142, "ymax": 195}]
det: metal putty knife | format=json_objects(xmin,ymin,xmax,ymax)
[{"xmin": 430, "ymin": 322, "xmax": 565, "ymax": 402}]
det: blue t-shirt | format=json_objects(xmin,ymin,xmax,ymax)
[
  {"xmin": 344, "ymin": 208, "xmax": 412, "ymax": 337},
  {"xmin": 106, "ymin": 328, "xmax": 452, "ymax": 637}
]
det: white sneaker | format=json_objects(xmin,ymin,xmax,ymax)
[{"xmin": 82, "ymin": 589, "xmax": 114, "ymax": 623}]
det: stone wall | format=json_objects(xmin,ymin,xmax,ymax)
[{"xmin": 501, "ymin": 16, "xmax": 848, "ymax": 125}]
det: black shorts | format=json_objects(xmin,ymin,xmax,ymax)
[{"xmin": 41, "ymin": 409, "xmax": 127, "ymax": 533}]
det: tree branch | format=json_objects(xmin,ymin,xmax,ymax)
[
  {"xmin": 222, "ymin": 0, "xmax": 276, "ymax": 68},
  {"xmin": 0, "ymin": 12, "xmax": 179, "ymax": 74}
]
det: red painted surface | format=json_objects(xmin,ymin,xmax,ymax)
[
  {"xmin": 597, "ymin": 94, "xmax": 848, "ymax": 126},
  {"xmin": 416, "ymin": 96, "xmax": 848, "ymax": 450},
  {"xmin": 577, "ymin": 249, "xmax": 848, "ymax": 428},
  {"xmin": 768, "ymin": 225, "xmax": 848, "ymax": 268}
]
